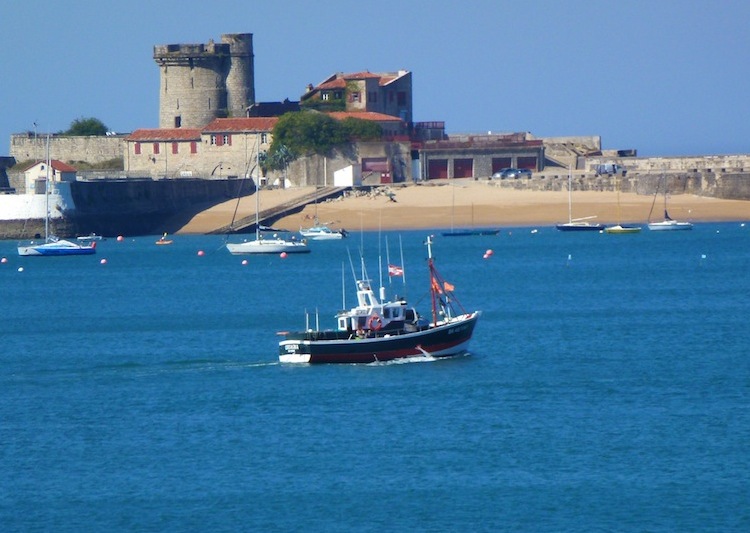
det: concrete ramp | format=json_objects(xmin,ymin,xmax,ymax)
[{"xmin": 209, "ymin": 186, "xmax": 348, "ymax": 234}]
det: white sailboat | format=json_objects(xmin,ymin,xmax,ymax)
[
  {"xmin": 556, "ymin": 166, "xmax": 605, "ymax": 232},
  {"xmin": 17, "ymin": 136, "xmax": 97, "ymax": 256},
  {"xmin": 605, "ymin": 172, "xmax": 641, "ymax": 234},
  {"xmin": 226, "ymin": 136, "xmax": 310, "ymax": 255},
  {"xmin": 647, "ymin": 174, "xmax": 693, "ymax": 231}
]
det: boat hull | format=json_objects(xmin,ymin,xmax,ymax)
[
  {"xmin": 647, "ymin": 221, "xmax": 693, "ymax": 231},
  {"xmin": 556, "ymin": 223, "xmax": 606, "ymax": 232},
  {"xmin": 279, "ymin": 312, "xmax": 479, "ymax": 364},
  {"xmin": 226, "ymin": 239, "xmax": 310, "ymax": 254},
  {"xmin": 18, "ymin": 239, "xmax": 96, "ymax": 256},
  {"xmin": 605, "ymin": 224, "xmax": 642, "ymax": 234},
  {"xmin": 442, "ymin": 229, "xmax": 500, "ymax": 237}
]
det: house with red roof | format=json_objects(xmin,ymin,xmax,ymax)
[
  {"xmin": 301, "ymin": 71, "xmax": 412, "ymax": 124},
  {"xmin": 21, "ymin": 159, "xmax": 78, "ymax": 194}
]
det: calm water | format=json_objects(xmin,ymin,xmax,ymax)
[{"xmin": 2, "ymin": 225, "xmax": 749, "ymax": 532}]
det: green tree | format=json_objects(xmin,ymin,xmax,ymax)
[
  {"xmin": 266, "ymin": 111, "xmax": 382, "ymax": 170},
  {"xmin": 65, "ymin": 117, "xmax": 108, "ymax": 136},
  {"xmin": 339, "ymin": 117, "xmax": 382, "ymax": 141}
]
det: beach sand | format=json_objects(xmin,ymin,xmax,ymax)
[{"xmin": 176, "ymin": 180, "xmax": 750, "ymax": 233}]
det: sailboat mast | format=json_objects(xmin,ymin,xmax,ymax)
[
  {"xmin": 255, "ymin": 132, "xmax": 260, "ymax": 241},
  {"xmin": 567, "ymin": 166, "xmax": 573, "ymax": 223},
  {"xmin": 44, "ymin": 134, "xmax": 50, "ymax": 241}
]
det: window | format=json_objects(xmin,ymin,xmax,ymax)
[
  {"xmin": 260, "ymin": 133, "xmax": 268, "ymax": 144},
  {"xmin": 210, "ymin": 135, "xmax": 217, "ymax": 146},
  {"xmin": 368, "ymin": 92, "xmax": 378, "ymax": 103},
  {"xmin": 322, "ymin": 92, "xmax": 330, "ymax": 101},
  {"xmin": 134, "ymin": 142, "xmax": 141, "ymax": 155},
  {"xmin": 153, "ymin": 143, "xmax": 160, "ymax": 155},
  {"xmin": 350, "ymin": 92, "xmax": 360, "ymax": 103},
  {"xmin": 334, "ymin": 91, "xmax": 343, "ymax": 99},
  {"xmin": 174, "ymin": 116, "xmax": 181, "ymax": 127},
  {"xmin": 172, "ymin": 142, "xmax": 178, "ymax": 154},
  {"xmin": 190, "ymin": 141, "xmax": 197, "ymax": 154},
  {"xmin": 224, "ymin": 134, "xmax": 231, "ymax": 146}
]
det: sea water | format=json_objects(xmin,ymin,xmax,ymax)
[{"xmin": 1, "ymin": 225, "xmax": 749, "ymax": 532}]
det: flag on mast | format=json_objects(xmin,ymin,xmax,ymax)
[{"xmin": 388, "ymin": 264, "xmax": 404, "ymax": 277}]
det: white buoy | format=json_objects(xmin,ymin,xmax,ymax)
[
  {"xmin": 1, "ymin": 257, "xmax": 7, "ymax": 263},
  {"xmin": 197, "ymin": 250, "xmax": 205, "ymax": 256},
  {"xmin": 241, "ymin": 259, "xmax": 248, "ymax": 265},
  {"xmin": 100, "ymin": 258, "xmax": 107, "ymax": 265},
  {"xmin": 18, "ymin": 267, "xmax": 24, "ymax": 272}
]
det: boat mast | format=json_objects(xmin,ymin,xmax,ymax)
[
  {"xmin": 426, "ymin": 235, "xmax": 438, "ymax": 326},
  {"xmin": 567, "ymin": 165, "xmax": 573, "ymax": 224},
  {"xmin": 44, "ymin": 134, "xmax": 50, "ymax": 241},
  {"xmin": 255, "ymin": 132, "xmax": 260, "ymax": 241}
]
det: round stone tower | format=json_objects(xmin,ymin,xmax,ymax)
[
  {"xmin": 222, "ymin": 33, "xmax": 255, "ymax": 119},
  {"xmin": 153, "ymin": 33, "xmax": 255, "ymax": 129}
]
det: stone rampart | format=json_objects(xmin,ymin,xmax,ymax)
[{"xmin": 10, "ymin": 134, "xmax": 125, "ymax": 165}]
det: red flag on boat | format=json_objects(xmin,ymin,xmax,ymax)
[
  {"xmin": 388, "ymin": 264, "xmax": 404, "ymax": 277},
  {"xmin": 443, "ymin": 281, "xmax": 455, "ymax": 292}
]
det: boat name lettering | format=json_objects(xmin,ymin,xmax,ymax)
[{"xmin": 285, "ymin": 344, "xmax": 300, "ymax": 352}]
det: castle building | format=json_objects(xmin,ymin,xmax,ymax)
[{"xmin": 153, "ymin": 33, "xmax": 256, "ymax": 129}]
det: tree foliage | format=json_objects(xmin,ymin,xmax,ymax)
[
  {"xmin": 265, "ymin": 111, "xmax": 382, "ymax": 171},
  {"xmin": 65, "ymin": 117, "xmax": 109, "ymax": 136}
]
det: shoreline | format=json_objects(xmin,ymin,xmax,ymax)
[{"xmin": 177, "ymin": 181, "xmax": 750, "ymax": 233}]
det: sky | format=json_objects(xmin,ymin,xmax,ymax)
[{"xmin": 2, "ymin": 0, "xmax": 749, "ymax": 157}]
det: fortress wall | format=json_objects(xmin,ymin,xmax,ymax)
[{"xmin": 10, "ymin": 134, "xmax": 125, "ymax": 164}]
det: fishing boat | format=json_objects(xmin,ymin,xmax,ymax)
[
  {"xmin": 278, "ymin": 235, "xmax": 480, "ymax": 364},
  {"xmin": 605, "ymin": 173, "xmax": 641, "ymax": 234},
  {"xmin": 647, "ymin": 175, "xmax": 693, "ymax": 231},
  {"xmin": 556, "ymin": 167, "xmax": 606, "ymax": 232},
  {"xmin": 17, "ymin": 136, "xmax": 97, "ymax": 257}
]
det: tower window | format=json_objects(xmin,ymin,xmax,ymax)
[{"xmin": 174, "ymin": 116, "xmax": 181, "ymax": 128}]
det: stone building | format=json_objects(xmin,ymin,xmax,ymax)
[
  {"xmin": 153, "ymin": 33, "xmax": 255, "ymax": 129},
  {"xmin": 126, "ymin": 118, "xmax": 275, "ymax": 180}
]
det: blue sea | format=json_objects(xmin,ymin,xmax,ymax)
[{"xmin": 2, "ymin": 224, "xmax": 750, "ymax": 532}]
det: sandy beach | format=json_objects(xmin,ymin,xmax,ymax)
[{"xmin": 177, "ymin": 180, "xmax": 750, "ymax": 233}]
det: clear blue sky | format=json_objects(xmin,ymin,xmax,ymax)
[{"xmin": 2, "ymin": 0, "xmax": 748, "ymax": 157}]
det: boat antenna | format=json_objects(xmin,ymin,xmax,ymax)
[{"xmin": 341, "ymin": 261, "xmax": 346, "ymax": 309}]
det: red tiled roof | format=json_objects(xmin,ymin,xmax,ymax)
[
  {"xmin": 202, "ymin": 117, "xmax": 278, "ymax": 132},
  {"xmin": 51, "ymin": 160, "xmax": 77, "ymax": 172},
  {"xmin": 19, "ymin": 159, "xmax": 77, "ymax": 172},
  {"xmin": 127, "ymin": 128, "xmax": 202, "ymax": 141},
  {"xmin": 326, "ymin": 111, "xmax": 405, "ymax": 123},
  {"xmin": 318, "ymin": 78, "xmax": 347, "ymax": 90}
]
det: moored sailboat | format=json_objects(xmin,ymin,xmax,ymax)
[
  {"xmin": 647, "ymin": 174, "xmax": 693, "ymax": 231},
  {"xmin": 226, "ymin": 134, "xmax": 309, "ymax": 255},
  {"xmin": 556, "ymin": 167, "xmax": 605, "ymax": 232},
  {"xmin": 17, "ymin": 136, "xmax": 96, "ymax": 256},
  {"xmin": 605, "ymin": 173, "xmax": 641, "ymax": 234}
]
